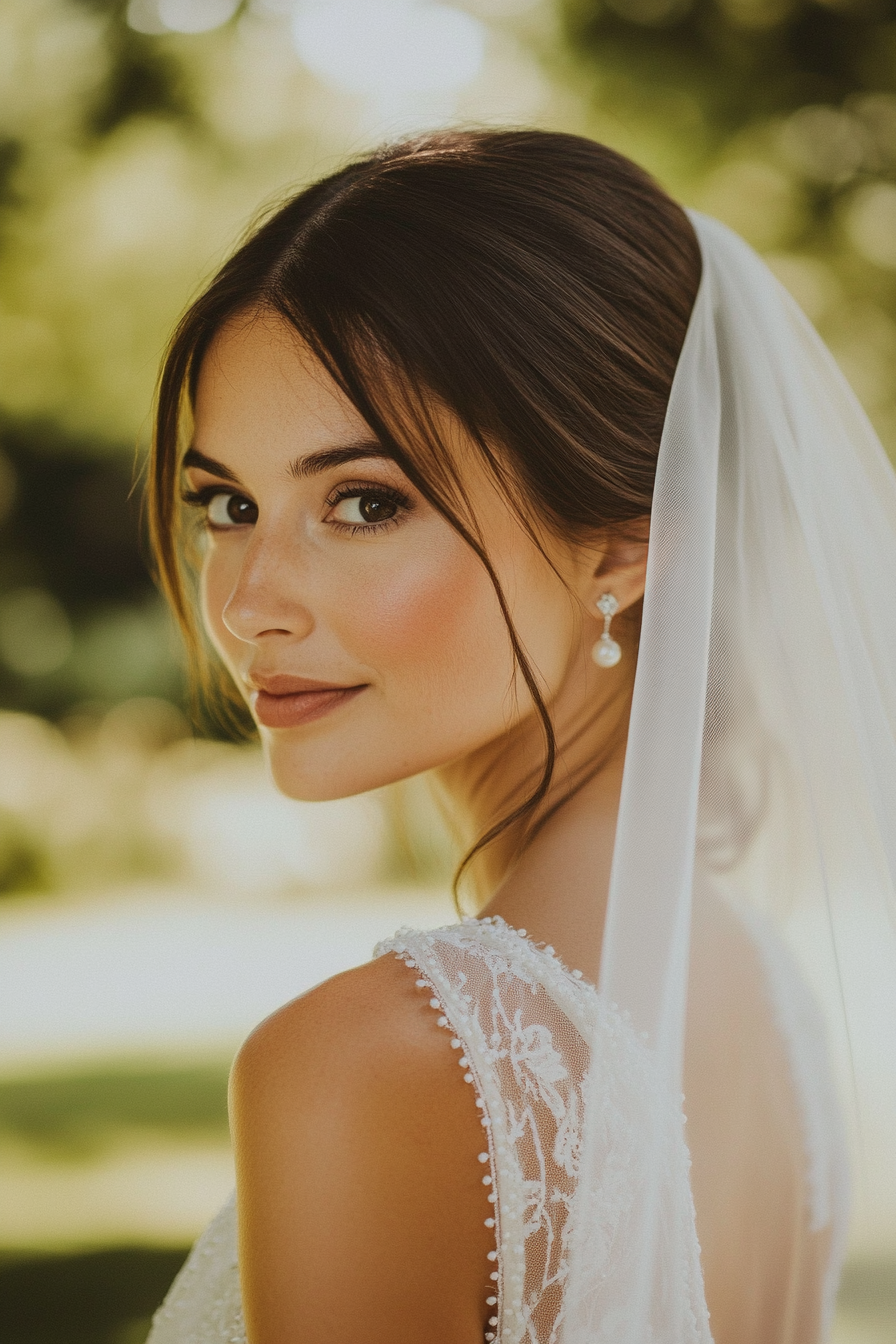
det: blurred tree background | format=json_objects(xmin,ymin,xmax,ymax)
[
  {"xmin": 0, "ymin": 0, "xmax": 893, "ymax": 732},
  {"xmin": 563, "ymin": 0, "xmax": 896, "ymax": 436},
  {"xmin": 0, "ymin": 2, "xmax": 894, "ymax": 1341}
]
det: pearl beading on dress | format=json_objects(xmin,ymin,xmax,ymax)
[
  {"xmin": 381, "ymin": 916, "xmax": 607, "ymax": 1344},
  {"xmin": 401, "ymin": 954, "xmax": 503, "ymax": 1341}
]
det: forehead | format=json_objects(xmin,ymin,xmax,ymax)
[
  {"xmin": 192, "ymin": 311, "xmax": 369, "ymax": 463},
  {"xmin": 188, "ymin": 309, "xmax": 536, "ymax": 546}
]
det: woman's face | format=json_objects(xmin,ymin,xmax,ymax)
[{"xmin": 188, "ymin": 311, "xmax": 587, "ymax": 801}]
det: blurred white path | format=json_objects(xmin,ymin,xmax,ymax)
[{"xmin": 0, "ymin": 885, "xmax": 455, "ymax": 1070}]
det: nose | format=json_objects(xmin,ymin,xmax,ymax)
[{"xmin": 219, "ymin": 531, "xmax": 314, "ymax": 645}]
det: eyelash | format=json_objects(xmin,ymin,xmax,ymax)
[
  {"xmin": 180, "ymin": 485, "xmax": 247, "ymax": 529},
  {"xmin": 325, "ymin": 481, "xmax": 412, "ymax": 535},
  {"xmin": 179, "ymin": 481, "xmax": 413, "ymax": 535},
  {"xmin": 182, "ymin": 487, "xmax": 224, "ymax": 508}
]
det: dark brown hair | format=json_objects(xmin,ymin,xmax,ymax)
[{"xmin": 148, "ymin": 128, "xmax": 701, "ymax": 887}]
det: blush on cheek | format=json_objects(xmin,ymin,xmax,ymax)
[{"xmin": 340, "ymin": 542, "xmax": 509, "ymax": 692}]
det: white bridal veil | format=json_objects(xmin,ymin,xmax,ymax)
[{"xmin": 563, "ymin": 213, "xmax": 896, "ymax": 1341}]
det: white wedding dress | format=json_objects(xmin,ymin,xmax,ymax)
[{"xmin": 146, "ymin": 904, "xmax": 848, "ymax": 1344}]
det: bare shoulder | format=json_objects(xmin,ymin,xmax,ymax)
[
  {"xmin": 230, "ymin": 953, "xmax": 471, "ymax": 1157},
  {"xmin": 230, "ymin": 952, "xmax": 493, "ymax": 1344},
  {"xmin": 232, "ymin": 951, "xmax": 446, "ymax": 1103}
]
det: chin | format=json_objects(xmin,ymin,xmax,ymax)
[
  {"xmin": 262, "ymin": 737, "xmax": 407, "ymax": 803},
  {"xmin": 265, "ymin": 752, "xmax": 367, "ymax": 802}
]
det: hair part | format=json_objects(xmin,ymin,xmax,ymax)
[{"xmin": 148, "ymin": 128, "xmax": 701, "ymax": 900}]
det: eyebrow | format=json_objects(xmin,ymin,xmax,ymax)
[
  {"xmin": 182, "ymin": 448, "xmax": 242, "ymax": 483},
  {"xmin": 182, "ymin": 439, "xmax": 396, "ymax": 485},
  {"xmin": 288, "ymin": 439, "xmax": 396, "ymax": 480}
]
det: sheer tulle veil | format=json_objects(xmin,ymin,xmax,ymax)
[{"xmin": 561, "ymin": 212, "xmax": 896, "ymax": 1342}]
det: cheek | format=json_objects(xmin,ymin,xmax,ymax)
[
  {"xmin": 330, "ymin": 528, "xmax": 574, "ymax": 748},
  {"xmin": 335, "ymin": 536, "xmax": 514, "ymax": 713}
]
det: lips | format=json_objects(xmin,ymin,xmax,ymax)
[{"xmin": 248, "ymin": 674, "xmax": 367, "ymax": 729}]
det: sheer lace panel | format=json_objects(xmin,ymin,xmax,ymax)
[{"xmin": 376, "ymin": 917, "xmax": 707, "ymax": 1344}]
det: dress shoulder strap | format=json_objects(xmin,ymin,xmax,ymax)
[{"xmin": 376, "ymin": 918, "xmax": 682, "ymax": 1344}]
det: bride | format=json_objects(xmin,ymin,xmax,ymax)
[{"xmin": 144, "ymin": 130, "xmax": 896, "ymax": 1343}]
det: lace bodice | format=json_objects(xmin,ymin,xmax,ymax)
[
  {"xmin": 380, "ymin": 918, "xmax": 711, "ymax": 1344},
  {"xmin": 146, "ymin": 914, "xmax": 847, "ymax": 1344}
]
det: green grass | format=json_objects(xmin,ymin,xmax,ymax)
[
  {"xmin": 0, "ymin": 1066, "xmax": 231, "ymax": 1157},
  {"xmin": 835, "ymin": 1261, "xmax": 896, "ymax": 1341},
  {"xmin": 838, "ymin": 1261, "xmax": 896, "ymax": 1312},
  {"xmin": 0, "ymin": 1246, "xmax": 189, "ymax": 1344}
]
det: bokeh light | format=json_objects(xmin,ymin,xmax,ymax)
[
  {"xmin": 846, "ymin": 182, "xmax": 896, "ymax": 270},
  {"xmin": 1, "ymin": 1, "xmax": 895, "ymax": 1340},
  {"xmin": 292, "ymin": 1, "xmax": 487, "ymax": 97},
  {"xmin": 0, "ymin": 589, "xmax": 74, "ymax": 678},
  {"xmin": 127, "ymin": 0, "xmax": 242, "ymax": 34}
]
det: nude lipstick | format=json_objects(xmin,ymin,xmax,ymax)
[{"xmin": 249, "ymin": 674, "xmax": 367, "ymax": 729}]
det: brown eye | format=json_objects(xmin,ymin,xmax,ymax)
[
  {"xmin": 358, "ymin": 493, "xmax": 397, "ymax": 522},
  {"xmin": 207, "ymin": 492, "xmax": 258, "ymax": 527},
  {"xmin": 330, "ymin": 490, "xmax": 400, "ymax": 526}
]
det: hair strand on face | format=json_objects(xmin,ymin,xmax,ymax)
[{"xmin": 148, "ymin": 129, "xmax": 701, "ymax": 898}]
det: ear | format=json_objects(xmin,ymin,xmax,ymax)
[{"xmin": 583, "ymin": 518, "xmax": 650, "ymax": 617}]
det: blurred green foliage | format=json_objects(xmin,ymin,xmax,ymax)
[
  {"xmin": 565, "ymin": 0, "xmax": 896, "ymax": 132},
  {"xmin": 562, "ymin": 0, "xmax": 896, "ymax": 450},
  {"xmin": 0, "ymin": 0, "xmax": 894, "ymax": 727},
  {"xmin": 0, "ymin": 418, "xmax": 177, "ymax": 721},
  {"xmin": 0, "ymin": 1066, "xmax": 230, "ymax": 1158},
  {"xmin": 0, "ymin": 12, "xmax": 894, "ymax": 1330},
  {"xmin": 836, "ymin": 1263, "xmax": 896, "ymax": 1341},
  {"xmin": 0, "ymin": 1245, "xmax": 189, "ymax": 1344}
]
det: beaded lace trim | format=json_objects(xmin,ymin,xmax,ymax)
[
  {"xmin": 376, "ymin": 915, "xmax": 643, "ymax": 1344},
  {"xmin": 390, "ymin": 943, "xmax": 504, "ymax": 1338}
]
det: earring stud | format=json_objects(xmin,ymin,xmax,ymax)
[{"xmin": 592, "ymin": 593, "xmax": 621, "ymax": 668}]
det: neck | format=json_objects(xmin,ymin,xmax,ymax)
[{"xmin": 433, "ymin": 661, "xmax": 633, "ymax": 984}]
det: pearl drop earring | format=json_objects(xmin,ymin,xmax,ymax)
[{"xmin": 592, "ymin": 593, "xmax": 621, "ymax": 667}]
